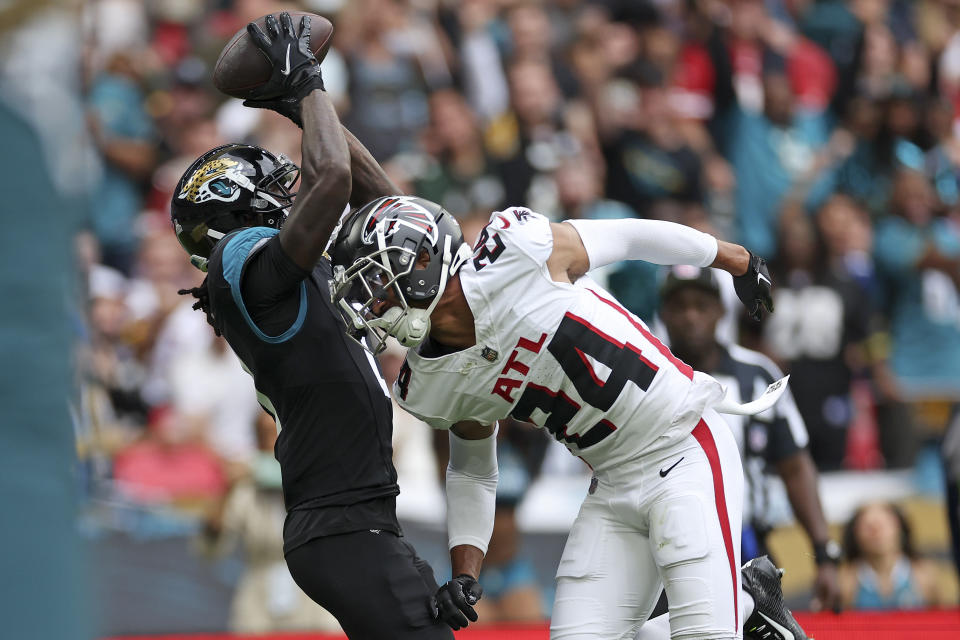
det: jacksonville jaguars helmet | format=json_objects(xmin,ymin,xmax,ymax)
[
  {"xmin": 330, "ymin": 196, "xmax": 472, "ymax": 354},
  {"xmin": 171, "ymin": 144, "xmax": 299, "ymax": 265}
]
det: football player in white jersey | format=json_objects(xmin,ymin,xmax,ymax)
[{"xmin": 331, "ymin": 196, "xmax": 807, "ymax": 640}]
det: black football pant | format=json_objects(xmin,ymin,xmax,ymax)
[{"xmin": 286, "ymin": 529, "xmax": 453, "ymax": 639}]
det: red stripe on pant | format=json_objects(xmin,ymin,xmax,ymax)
[{"xmin": 691, "ymin": 418, "xmax": 738, "ymax": 631}]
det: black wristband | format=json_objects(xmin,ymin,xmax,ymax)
[{"xmin": 813, "ymin": 540, "xmax": 842, "ymax": 565}]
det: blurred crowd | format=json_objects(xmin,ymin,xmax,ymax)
[{"xmin": 73, "ymin": 0, "xmax": 960, "ymax": 630}]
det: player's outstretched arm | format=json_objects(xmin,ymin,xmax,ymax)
[
  {"xmin": 552, "ymin": 218, "xmax": 723, "ymax": 280},
  {"xmin": 240, "ymin": 12, "xmax": 351, "ymax": 271},
  {"xmin": 279, "ymin": 89, "xmax": 351, "ymax": 270},
  {"xmin": 341, "ymin": 126, "xmax": 403, "ymax": 207},
  {"xmin": 552, "ymin": 217, "xmax": 773, "ymax": 319},
  {"xmin": 435, "ymin": 421, "xmax": 497, "ymax": 630}
]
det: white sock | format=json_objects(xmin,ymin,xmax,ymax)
[
  {"xmin": 633, "ymin": 589, "xmax": 757, "ymax": 640},
  {"xmin": 741, "ymin": 590, "xmax": 755, "ymax": 622}
]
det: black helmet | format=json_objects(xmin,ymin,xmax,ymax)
[
  {"xmin": 171, "ymin": 144, "xmax": 299, "ymax": 260},
  {"xmin": 330, "ymin": 196, "xmax": 472, "ymax": 353}
]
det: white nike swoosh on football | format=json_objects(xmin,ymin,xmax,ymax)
[
  {"xmin": 758, "ymin": 612, "xmax": 795, "ymax": 640},
  {"xmin": 281, "ymin": 44, "xmax": 291, "ymax": 75}
]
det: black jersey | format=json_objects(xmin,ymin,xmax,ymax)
[{"xmin": 206, "ymin": 227, "xmax": 400, "ymax": 553}]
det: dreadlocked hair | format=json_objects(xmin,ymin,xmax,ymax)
[{"xmin": 178, "ymin": 276, "xmax": 221, "ymax": 336}]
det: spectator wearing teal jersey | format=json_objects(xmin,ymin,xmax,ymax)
[
  {"xmin": 873, "ymin": 169, "xmax": 960, "ymax": 397},
  {"xmin": 726, "ymin": 71, "xmax": 838, "ymax": 258},
  {"xmin": 87, "ymin": 51, "xmax": 156, "ymax": 273}
]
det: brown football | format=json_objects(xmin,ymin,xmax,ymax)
[{"xmin": 213, "ymin": 12, "xmax": 334, "ymax": 100}]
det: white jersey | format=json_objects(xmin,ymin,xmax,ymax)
[{"xmin": 395, "ymin": 209, "xmax": 724, "ymax": 471}]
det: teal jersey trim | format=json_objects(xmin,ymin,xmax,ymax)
[{"xmin": 221, "ymin": 227, "xmax": 307, "ymax": 343}]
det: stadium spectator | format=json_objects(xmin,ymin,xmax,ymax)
[
  {"xmin": 813, "ymin": 195, "xmax": 914, "ymax": 468},
  {"xmin": 169, "ymin": 335, "xmax": 260, "ymax": 465},
  {"xmin": 126, "ymin": 226, "xmax": 196, "ymax": 327},
  {"xmin": 839, "ymin": 501, "xmax": 943, "ymax": 609},
  {"xmin": 486, "ymin": 56, "xmax": 592, "ymax": 212},
  {"xmin": 337, "ymin": 0, "xmax": 445, "ymax": 160},
  {"xmin": 873, "ymin": 168, "xmax": 960, "ymax": 398},
  {"xmin": 922, "ymin": 97, "xmax": 960, "ymax": 208},
  {"xmin": 815, "ymin": 194, "xmax": 878, "ymax": 299},
  {"xmin": 413, "ymin": 89, "xmax": 505, "ymax": 218},
  {"xmin": 600, "ymin": 65, "xmax": 706, "ymax": 214},
  {"xmin": 128, "ymin": 227, "xmax": 208, "ymax": 407},
  {"xmin": 725, "ymin": 67, "xmax": 838, "ymax": 258},
  {"xmin": 86, "ymin": 50, "xmax": 157, "ymax": 273},
  {"xmin": 454, "ymin": 0, "xmax": 510, "ymax": 122},
  {"xmin": 505, "ymin": 1, "xmax": 578, "ymax": 98},
  {"xmin": 76, "ymin": 257, "xmax": 148, "ymax": 470},
  {"xmin": 764, "ymin": 206, "xmax": 872, "ymax": 470},
  {"xmin": 113, "ymin": 406, "xmax": 227, "ymax": 504}
]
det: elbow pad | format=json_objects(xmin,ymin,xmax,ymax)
[
  {"xmin": 445, "ymin": 426, "xmax": 498, "ymax": 554},
  {"xmin": 565, "ymin": 218, "xmax": 718, "ymax": 270}
]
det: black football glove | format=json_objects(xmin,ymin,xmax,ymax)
[
  {"xmin": 242, "ymin": 12, "xmax": 325, "ymax": 127},
  {"xmin": 733, "ymin": 251, "xmax": 774, "ymax": 321},
  {"xmin": 434, "ymin": 574, "xmax": 483, "ymax": 630}
]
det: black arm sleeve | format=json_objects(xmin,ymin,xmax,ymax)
[{"xmin": 239, "ymin": 235, "xmax": 312, "ymax": 337}]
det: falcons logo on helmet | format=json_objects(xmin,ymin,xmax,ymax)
[{"xmin": 361, "ymin": 197, "xmax": 440, "ymax": 246}]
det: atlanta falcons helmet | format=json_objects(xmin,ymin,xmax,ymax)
[
  {"xmin": 171, "ymin": 144, "xmax": 299, "ymax": 265},
  {"xmin": 330, "ymin": 196, "xmax": 472, "ymax": 353}
]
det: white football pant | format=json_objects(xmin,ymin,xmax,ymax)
[{"xmin": 550, "ymin": 409, "xmax": 744, "ymax": 640}]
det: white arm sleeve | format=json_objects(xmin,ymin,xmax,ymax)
[
  {"xmin": 565, "ymin": 218, "xmax": 718, "ymax": 270},
  {"xmin": 445, "ymin": 425, "xmax": 498, "ymax": 554}
]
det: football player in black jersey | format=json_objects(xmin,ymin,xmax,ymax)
[{"xmin": 171, "ymin": 13, "xmax": 454, "ymax": 639}]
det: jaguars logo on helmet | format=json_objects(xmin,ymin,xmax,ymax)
[{"xmin": 178, "ymin": 157, "xmax": 249, "ymax": 204}]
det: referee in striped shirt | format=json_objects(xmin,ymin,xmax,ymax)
[{"xmin": 659, "ymin": 266, "xmax": 843, "ymax": 612}]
